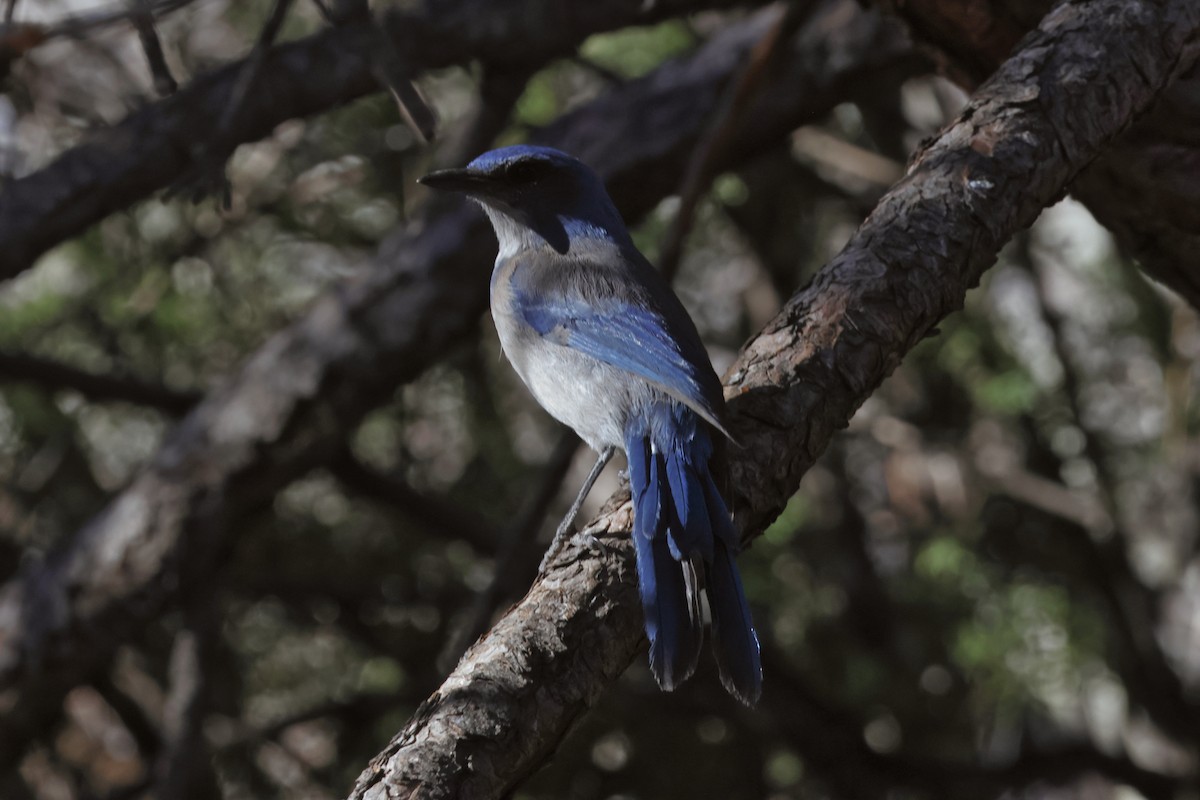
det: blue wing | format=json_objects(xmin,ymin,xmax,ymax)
[{"xmin": 509, "ymin": 254, "xmax": 728, "ymax": 434}]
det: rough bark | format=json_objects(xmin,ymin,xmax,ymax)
[
  {"xmin": 880, "ymin": 0, "xmax": 1200, "ymax": 308},
  {"xmin": 0, "ymin": 0, "xmax": 918, "ymax": 765},
  {"xmin": 346, "ymin": 1, "xmax": 1200, "ymax": 797},
  {"xmin": 0, "ymin": 0, "xmax": 764, "ymax": 282}
]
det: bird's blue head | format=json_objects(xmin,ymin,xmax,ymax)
[{"xmin": 419, "ymin": 145, "xmax": 629, "ymax": 255}]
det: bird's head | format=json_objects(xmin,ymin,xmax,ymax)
[{"xmin": 419, "ymin": 145, "xmax": 628, "ymax": 256}]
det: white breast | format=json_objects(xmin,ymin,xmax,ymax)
[{"xmin": 490, "ymin": 260, "xmax": 653, "ymax": 451}]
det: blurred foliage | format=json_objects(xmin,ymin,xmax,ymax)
[{"xmin": 2, "ymin": 2, "xmax": 1199, "ymax": 800}]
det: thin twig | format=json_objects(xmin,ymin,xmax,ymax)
[
  {"xmin": 215, "ymin": 0, "xmax": 294, "ymax": 139},
  {"xmin": 152, "ymin": 599, "xmax": 221, "ymax": 799},
  {"xmin": 0, "ymin": 0, "xmax": 196, "ymax": 79},
  {"xmin": 131, "ymin": 0, "xmax": 177, "ymax": 95},
  {"xmin": 657, "ymin": 0, "xmax": 816, "ymax": 281},
  {"xmin": 171, "ymin": 0, "xmax": 293, "ymax": 200},
  {"xmin": 329, "ymin": 447, "xmax": 502, "ymax": 555},
  {"xmin": 228, "ymin": 690, "xmax": 412, "ymax": 750},
  {"xmin": 308, "ymin": 0, "xmax": 333, "ymax": 23},
  {"xmin": 33, "ymin": 0, "xmax": 197, "ymax": 41},
  {"xmin": 368, "ymin": 29, "xmax": 437, "ymax": 143},
  {"xmin": 92, "ymin": 673, "xmax": 163, "ymax": 760}
]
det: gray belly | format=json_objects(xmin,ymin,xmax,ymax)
[{"xmin": 492, "ymin": 307, "xmax": 646, "ymax": 451}]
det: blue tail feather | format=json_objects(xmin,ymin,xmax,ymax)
[
  {"xmin": 628, "ymin": 435, "xmax": 702, "ymax": 688},
  {"xmin": 628, "ymin": 434, "xmax": 660, "ymax": 541},
  {"xmin": 664, "ymin": 449, "xmax": 713, "ymax": 562},
  {"xmin": 708, "ymin": 539, "xmax": 762, "ymax": 705},
  {"xmin": 702, "ymin": 471, "xmax": 762, "ymax": 704},
  {"xmin": 624, "ymin": 405, "xmax": 761, "ymax": 703},
  {"xmin": 631, "ymin": 525, "xmax": 702, "ymax": 688}
]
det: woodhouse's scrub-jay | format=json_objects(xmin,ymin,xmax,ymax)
[{"xmin": 420, "ymin": 145, "xmax": 762, "ymax": 704}]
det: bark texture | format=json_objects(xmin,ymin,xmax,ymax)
[
  {"xmin": 881, "ymin": 0, "xmax": 1200, "ymax": 307},
  {"xmin": 346, "ymin": 1, "xmax": 1200, "ymax": 797}
]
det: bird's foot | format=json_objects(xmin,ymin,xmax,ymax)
[{"xmin": 579, "ymin": 527, "xmax": 607, "ymax": 554}]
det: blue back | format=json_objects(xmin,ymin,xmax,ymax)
[{"xmin": 506, "ymin": 246, "xmax": 729, "ymax": 434}]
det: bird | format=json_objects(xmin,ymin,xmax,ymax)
[{"xmin": 419, "ymin": 144, "xmax": 762, "ymax": 704}]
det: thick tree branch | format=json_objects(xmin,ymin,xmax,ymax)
[
  {"xmin": 0, "ymin": 0, "xmax": 763, "ymax": 282},
  {"xmin": 0, "ymin": 0, "xmax": 916, "ymax": 768},
  {"xmin": 347, "ymin": 2, "xmax": 1200, "ymax": 797},
  {"xmin": 0, "ymin": 349, "xmax": 200, "ymax": 414},
  {"xmin": 0, "ymin": 19, "xmax": 376, "ymax": 276},
  {"xmin": 880, "ymin": 0, "xmax": 1200, "ymax": 308}
]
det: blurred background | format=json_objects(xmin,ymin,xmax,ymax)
[{"xmin": 1, "ymin": 1, "xmax": 1198, "ymax": 799}]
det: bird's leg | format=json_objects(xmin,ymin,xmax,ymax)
[
  {"xmin": 540, "ymin": 445, "xmax": 616, "ymax": 571},
  {"xmin": 559, "ymin": 445, "xmax": 615, "ymax": 537}
]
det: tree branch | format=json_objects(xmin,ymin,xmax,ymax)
[
  {"xmin": 224, "ymin": 0, "xmax": 295, "ymax": 126},
  {"xmin": 328, "ymin": 449, "xmax": 502, "ymax": 555},
  {"xmin": 0, "ymin": 0, "xmax": 764, "ymax": 282},
  {"xmin": 0, "ymin": 348, "xmax": 199, "ymax": 414},
  {"xmin": 656, "ymin": 0, "xmax": 815, "ymax": 281},
  {"xmin": 347, "ymin": 2, "xmax": 1200, "ymax": 797},
  {"xmin": 879, "ymin": 0, "xmax": 1200, "ymax": 309},
  {"xmin": 151, "ymin": 599, "xmax": 221, "ymax": 800},
  {"xmin": 131, "ymin": 0, "xmax": 178, "ymax": 96}
]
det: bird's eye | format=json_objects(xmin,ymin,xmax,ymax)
[{"xmin": 506, "ymin": 159, "xmax": 545, "ymax": 183}]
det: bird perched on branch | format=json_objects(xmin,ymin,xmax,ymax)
[{"xmin": 420, "ymin": 145, "xmax": 762, "ymax": 704}]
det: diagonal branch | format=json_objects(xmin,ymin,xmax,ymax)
[
  {"xmin": 0, "ymin": 0, "xmax": 198, "ymax": 82},
  {"xmin": 131, "ymin": 0, "xmax": 178, "ymax": 96},
  {"xmin": 657, "ymin": 0, "xmax": 817, "ymax": 281},
  {"xmin": 178, "ymin": 0, "xmax": 298, "ymax": 196},
  {"xmin": 0, "ymin": 0, "xmax": 765, "ymax": 282},
  {"xmin": 0, "ymin": 17, "xmax": 376, "ymax": 277},
  {"xmin": 878, "ymin": 0, "xmax": 1200, "ymax": 309},
  {"xmin": 347, "ymin": 1, "xmax": 1200, "ymax": 797},
  {"xmin": 328, "ymin": 449, "xmax": 502, "ymax": 554}
]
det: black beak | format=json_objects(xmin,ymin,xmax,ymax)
[{"xmin": 417, "ymin": 168, "xmax": 490, "ymax": 193}]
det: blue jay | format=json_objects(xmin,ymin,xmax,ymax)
[{"xmin": 420, "ymin": 145, "xmax": 762, "ymax": 704}]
